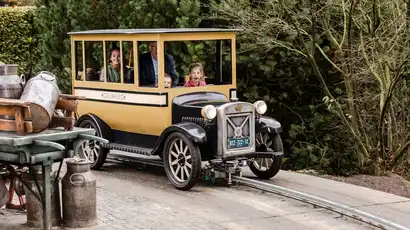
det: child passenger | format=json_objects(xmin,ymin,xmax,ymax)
[
  {"xmin": 164, "ymin": 73, "xmax": 172, "ymax": 88},
  {"xmin": 184, "ymin": 62, "xmax": 206, "ymax": 87}
]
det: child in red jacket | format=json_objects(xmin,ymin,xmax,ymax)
[{"xmin": 184, "ymin": 62, "xmax": 206, "ymax": 87}]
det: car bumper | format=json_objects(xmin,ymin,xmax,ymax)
[{"xmin": 222, "ymin": 151, "xmax": 283, "ymax": 161}]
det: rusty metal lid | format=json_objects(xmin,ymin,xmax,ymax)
[
  {"xmin": 0, "ymin": 64, "xmax": 18, "ymax": 76},
  {"xmin": 66, "ymin": 156, "xmax": 91, "ymax": 165}
]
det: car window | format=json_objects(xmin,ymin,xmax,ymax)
[
  {"xmin": 84, "ymin": 41, "xmax": 104, "ymax": 82},
  {"xmin": 74, "ymin": 41, "xmax": 83, "ymax": 81},
  {"xmin": 137, "ymin": 41, "xmax": 159, "ymax": 88},
  {"xmin": 163, "ymin": 39, "xmax": 233, "ymax": 88}
]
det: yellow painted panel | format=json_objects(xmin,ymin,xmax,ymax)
[
  {"xmin": 77, "ymin": 100, "xmax": 170, "ymax": 136},
  {"xmin": 75, "ymin": 85, "xmax": 234, "ymax": 137}
]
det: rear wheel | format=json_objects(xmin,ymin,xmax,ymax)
[
  {"xmin": 163, "ymin": 132, "xmax": 202, "ymax": 190},
  {"xmin": 249, "ymin": 133, "xmax": 283, "ymax": 179},
  {"xmin": 77, "ymin": 118, "xmax": 109, "ymax": 170}
]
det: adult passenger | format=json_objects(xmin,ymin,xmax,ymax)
[{"xmin": 138, "ymin": 41, "xmax": 179, "ymax": 87}]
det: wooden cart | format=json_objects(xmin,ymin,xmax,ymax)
[
  {"xmin": 0, "ymin": 127, "xmax": 108, "ymax": 230},
  {"xmin": 0, "ymin": 94, "xmax": 108, "ymax": 230}
]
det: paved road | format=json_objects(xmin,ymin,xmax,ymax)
[{"xmin": 1, "ymin": 154, "xmax": 379, "ymax": 230}]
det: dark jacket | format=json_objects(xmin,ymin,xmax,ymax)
[{"xmin": 138, "ymin": 52, "xmax": 179, "ymax": 87}]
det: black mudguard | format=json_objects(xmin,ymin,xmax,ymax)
[
  {"xmin": 75, "ymin": 113, "xmax": 113, "ymax": 142},
  {"xmin": 255, "ymin": 116, "xmax": 282, "ymax": 134},
  {"xmin": 152, "ymin": 122, "xmax": 207, "ymax": 155}
]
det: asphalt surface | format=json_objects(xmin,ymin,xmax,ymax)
[{"xmin": 0, "ymin": 152, "xmax": 387, "ymax": 230}]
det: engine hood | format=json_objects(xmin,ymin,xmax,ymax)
[{"xmin": 172, "ymin": 92, "xmax": 230, "ymax": 109}]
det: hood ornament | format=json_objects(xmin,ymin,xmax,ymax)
[{"xmin": 235, "ymin": 104, "xmax": 242, "ymax": 112}]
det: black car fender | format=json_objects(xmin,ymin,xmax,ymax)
[
  {"xmin": 152, "ymin": 122, "xmax": 207, "ymax": 155},
  {"xmin": 75, "ymin": 113, "xmax": 113, "ymax": 142},
  {"xmin": 255, "ymin": 116, "xmax": 282, "ymax": 134}
]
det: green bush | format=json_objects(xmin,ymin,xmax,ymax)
[{"xmin": 0, "ymin": 6, "xmax": 38, "ymax": 75}]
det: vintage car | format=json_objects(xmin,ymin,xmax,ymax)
[{"xmin": 68, "ymin": 28, "xmax": 284, "ymax": 190}]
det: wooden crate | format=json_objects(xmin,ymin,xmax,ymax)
[
  {"xmin": 48, "ymin": 94, "xmax": 84, "ymax": 131},
  {"xmin": 0, "ymin": 94, "xmax": 85, "ymax": 135},
  {"xmin": 0, "ymin": 99, "xmax": 33, "ymax": 135}
]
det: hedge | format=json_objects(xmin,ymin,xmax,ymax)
[{"xmin": 0, "ymin": 6, "xmax": 38, "ymax": 75}]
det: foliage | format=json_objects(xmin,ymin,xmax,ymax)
[
  {"xmin": 0, "ymin": 6, "xmax": 38, "ymax": 75},
  {"xmin": 208, "ymin": 0, "xmax": 410, "ymax": 176},
  {"xmin": 21, "ymin": 0, "xmax": 410, "ymax": 177}
]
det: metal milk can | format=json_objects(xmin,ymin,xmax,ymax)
[
  {"xmin": 0, "ymin": 63, "xmax": 24, "ymax": 99},
  {"xmin": 0, "ymin": 63, "xmax": 25, "ymax": 120},
  {"xmin": 0, "ymin": 169, "xmax": 9, "ymax": 208},
  {"xmin": 20, "ymin": 71, "xmax": 60, "ymax": 132},
  {"xmin": 62, "ymin": 158, "xmax": 97, "ymax": 228},
  {"xmin": 25, "ymin": 165, "xmax": 61, "ymax": 228}
]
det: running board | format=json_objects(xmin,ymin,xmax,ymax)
[
  {"xmin": 107, "ymin": 152, "xmax": 163, "ymax": 167},
  {"xmin": 103, "ymin": 143, "xmax": 153, "ymax": 156}
]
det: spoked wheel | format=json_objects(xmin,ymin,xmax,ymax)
[
  {"xmin": 77, "ymin": 119, "xmax": 109, "ymax": 170},
  {"xmin": 163, "ymin": 132, "xmax": 202, "ymax": 191},
  {"xmin": 249, "ymin": 133, "xmax": 283, "ymax": 179}
]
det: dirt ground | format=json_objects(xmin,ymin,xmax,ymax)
[{"xmin": 297, "ymin": 169, "xmax": 410, "ymax": 198}]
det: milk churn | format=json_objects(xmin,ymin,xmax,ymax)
[
  {"xmin": 25, "ymin": 165, "xmax": 61, "ymax": 228},
  {"xmin": 20, "ymin": 71, "xmax": 60, "ymax": 132},
  {"xmin": 0, "ymin": 63, "xmax": 25, "ymax": 120},
  {"xmin": 0, "ymin": 169, "xmax": 9, "ymax": 208},
  {"xmin": 62, "ymin": 157, "xmax": 97, "ymax": 228},
  {"xmin": 0, "ymin": 63, "xmax": 24, "ymax": 99}
]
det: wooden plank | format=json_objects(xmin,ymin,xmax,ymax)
[
  {"xmin": 0, "ymin": 119, "xmax": 33, "ymax": 134},
  {"xmin": 0, "ymin": 106, "xmax": 15, "ymax": 116},
  {"xmin": 0, "ymin": 106, "xmax": 32, "ymax": 119},
  {"xmin": 13, "ymin": 107, "xmax": 25, "ymax": 135},
  {"xmin": 48, "ymin": 116, "xmax": 75, "ymax": 129},
  {"xmin": 0, "ymin": 98, "xmax": 30, "ymax": 106},
  {"xmin": 55, "ymin": 99, "xmax": 78, "ymax": 111},
  {"xmin": 60, "ymin": 94, "xmax": 85, "ymax": 100},
  {"xmin": 23, "ymin": 106, "xmax": 31, "ymax": 121}
]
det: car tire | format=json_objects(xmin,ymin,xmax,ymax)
[
  {"xmin": 249, "ymin": 133, "xmax": 283, "ymax": 179},
  {"xmin": 163, "ymin": 132, "xmax": 202, "ymax": 190},
  {"xmin": 77, "ymin": 117, "xmax": 110, "ymax": 170}
]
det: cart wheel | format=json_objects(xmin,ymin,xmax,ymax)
[
  {"xmin": 163, "ymin": 132, "xmax": 202, "ymax": 191},
  {"xmin": 77, "ymin": 118, "xmax": 109, "ymax": 170},
  {"xmin": 249, "ymin": 133, "xmax": 283, "ymax": 179}
]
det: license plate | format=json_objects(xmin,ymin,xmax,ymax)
[{"xmin": 228, "ymin": 137, "xmax": 250, "ymax": 149}]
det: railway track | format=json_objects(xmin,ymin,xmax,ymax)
[
  {"xmin": 107, "ymin": 152, "xmax": 409, "ymax": 230},
  {"xmin": 232, "ymin": 176, "xmax": 409, "ymax": 230}
]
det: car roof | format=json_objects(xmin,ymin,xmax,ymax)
[{"xmin": 67, "ymin": 28, "xmax": 242, "ymax": 35}]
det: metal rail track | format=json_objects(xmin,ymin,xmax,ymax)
[{"xmin": 232, "ymin": 175, "xmax": 409, "ymax": 230}]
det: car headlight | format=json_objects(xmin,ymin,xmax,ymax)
[
  {"xmin": 254, "ymin": 100, "xmax": 267, "ymax": 115},
  {"xmin": 201, "ymin": 105, "xmax": 217, "ymax": 120}
]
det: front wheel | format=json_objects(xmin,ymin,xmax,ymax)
[
  {"xmin": 249, "ymin": 133, "xmax": 283, "ymax": 179},
  {"xmin": 163, "ymin": 132, "xmax": 202, "ymax": 190},
  {"xmin": 77, "ymin": 118, "xmax": 109, "ymax": 170}
]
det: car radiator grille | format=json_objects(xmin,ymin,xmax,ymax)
[{"xmin": 225, "ymin": 113, "xmax": 252, "ymax": 149}]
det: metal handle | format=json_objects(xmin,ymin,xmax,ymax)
[
  {"xmin": 33, "ymin": 140, "xmax": 66, "ymax": 151},
  {"xmin": 69, "ymin": 173, "xmax": 85, "ymax": 186},
  {"xmin": 19, "ymin": 74, "xmax": 26, "ymax": 86},
  {"xmin": 39, "ymin": 71, "xmax": 56, "ymax": 81},
  {"xmin": 79, "ymin": 134, "xmax": 109, "ymax": 144}
]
